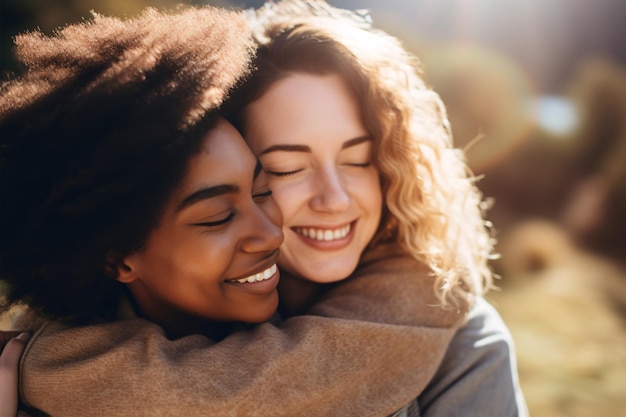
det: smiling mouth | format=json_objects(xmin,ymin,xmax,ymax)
[
  {"xmin": 228, "ymin": 264, "xmax": 277, "ymax": 284},
  {"xmin": 293, "ymin": 223, "xmax": 352, "ymax": 242}
]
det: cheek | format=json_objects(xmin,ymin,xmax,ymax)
[
  {"xmin": 133, "ymin": 242, "xmax": 172, "ymax": 279},
  {"xmin": 269, "ymin": 183, "xmax": 306, "ymax": 222},
  {"xmin": 370, "ymin": 180, "xmax": 384, "ymax": 212},
  {"xmin": 264, "ymin": 197, "xmax": 284, "ymax": 228},
  {"xmin": 154, "ymin": 235, "xmax": 230, "ymax": 282},
  {"xmin": 352, "ymin": 171, "xmax": 383, "ymax": 211}
]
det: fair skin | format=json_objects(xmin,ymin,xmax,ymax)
[
  {"xmin": 117, "ymin": 119, "xmax": 284, "ymax": 339},
  {"xmin": 244, "ymin": 73, "xmax": 383, "ymax": 299},
  {"xmin": 0, "ymin": 332, "xmax": 28, "ymax": 417}
]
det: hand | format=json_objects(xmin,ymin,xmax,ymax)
[{"xmin": 0, "ymin": 331, "xmax": 31, "ymax": 417}]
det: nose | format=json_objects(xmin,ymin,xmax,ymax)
[
  {"xmin": 309, "ymin": 166, "xmax": 350, "ymax": 213},
  {"xmin": 240, "ymin": 198, "xmax": 284, "ymax": 254}
]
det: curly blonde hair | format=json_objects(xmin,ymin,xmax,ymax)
[{"xmin": 228, "ymin": 0, "xmax": 495, "ymax": 306}]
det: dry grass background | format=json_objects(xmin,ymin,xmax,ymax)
[{"xmin": 489, "ymin": 220, "xmax": 626, "ymax": 417}]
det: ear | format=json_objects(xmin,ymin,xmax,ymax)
[{"xmin": 110, "ymin": 253, "xmax": 141, "ymax": 284}]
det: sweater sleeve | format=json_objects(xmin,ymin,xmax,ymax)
[{"xmin": 19, "ymin": 246, "xmax": 469, "ymax": 417}]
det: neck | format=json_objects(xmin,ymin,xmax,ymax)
[
  {"xmin": 124, "ymin": 288, "xmax": 235, "ymax": 340},
  {"xmin": 277, "ymin": 272, "xmax": 324, "ymax": 317},
  {"xmin": 156, "ymin": 313, "xmax": 236, "ymax": 341}
]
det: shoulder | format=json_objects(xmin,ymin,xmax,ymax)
[
  {"xmin": 445, "ymin": 297, "xmax": 518, "ymax": 372},
  {"xmin": 463, "ymin": 297, "xmax": 514, "ymax": 342},
  {"xmin": 418, "ymin": 297, "xmax": 529, "ymax": 416}
]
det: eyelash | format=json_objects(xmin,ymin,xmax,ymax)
[
  {"xmin": 194, "ymin": 190, "xmax": 271, "ymax": 229},
  {"xmin": 267, "ymin": 169, "xmax": 302, "ymax": 177},
  {"xmin": 268, "ymin": 162, "xmax": 371, "ymax": 177},
  {"xmin": 253, "ymin": 190, "xmax": 273, "ymax": 200},
  {"xmin": 195, "ymin": 211, "xmax": 235, "ymax": 228}
]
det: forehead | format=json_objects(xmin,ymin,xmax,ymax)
[
  {"xmin": 170, "ymin": 120, "xmax": 255, "ymax": 202},
  {"xmin": 245, "ymin": 73, "xmax": 365, "ymax": 146}
]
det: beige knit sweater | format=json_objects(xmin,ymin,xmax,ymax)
[{"xmin": 18, "ymin": 244, "xmax": 469, "ymax": 417}]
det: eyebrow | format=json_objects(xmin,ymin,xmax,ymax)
[
  {"xmin": 176, "ymin": 160, "xmax": 262, "ymax": 212},
  {"xmin": 259, "ymin": 135, "xmax": 372, "ymax": 155},
  {"xmin": 259, "ymin": 144, "xmax": 310, "ymax": 155},
  {"xmin": 341, "ymin": 135, "xmax": 371, "ymax": 149},
  {"xmin": 177, "ymin": 184, "xmax": 239, "ymax": 212}
]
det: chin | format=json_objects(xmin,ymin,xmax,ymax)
[
  {"xmin": 301, "ymin": 265, "xmax": 355, "ymax": 284},
  {"xmin": 243, "ymin": 297, "xmax": 279, "ymax": 323}
]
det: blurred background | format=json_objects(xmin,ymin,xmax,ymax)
[{"xmin": 2, "ymin": 0, "xmax": 625, "ymax": 415}]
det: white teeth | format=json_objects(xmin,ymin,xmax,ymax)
[
  {"xmin": 294, "ymin": 224, "xmax": 351, "ymax": 241},
  {"xmin": 232, "ymin": 264, "xmax": 277, "ymax": 284}
]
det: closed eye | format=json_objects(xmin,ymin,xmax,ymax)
[
  {"xmin": 267, "ymin": 169, "xmax": 303, "ymax": 177},
  {"xmin": 193, "ymin": 212, "xmax": 235, "ymax": 228},
  {"xmin": 253, "ymin": 189, "xmax": 273, "ymax": 202},
  {"xmin": 344, "ymin": 162, "xmax": 371, "ymax": 168}
]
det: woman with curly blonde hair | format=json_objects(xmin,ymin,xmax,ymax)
[
  {"xmin": 230, "ymin": 0, "xmax": 494, "ymax": 308},
  {"xmin": 224, "ymin": 1, "xmax": 526, "ymax": 415}
]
